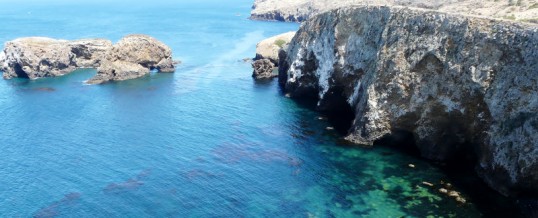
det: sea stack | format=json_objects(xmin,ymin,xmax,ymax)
[
  {"xmin": 252, "ymin": 32, "xmax": 295, "ymax": 79},
  {"xmin": 87, "ymin": 35, "xmax": 176, "ymax": 84},
  {"xmin": 0, "ymin": 37, "xmax": 112, "ymax": 79}
]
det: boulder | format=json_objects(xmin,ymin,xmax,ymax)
[
  {"xmin": 87, "ymin": 35, "xmax": 175, "ymax": 84},
  {"xmin": 279, "ymin": 6, "xmax": 538, "ymax": 196},
  {"xmin": 252, "ymin": 59, "xmax": 276, "ymax": 79}
]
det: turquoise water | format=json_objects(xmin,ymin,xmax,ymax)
[{"xmin": 0, "ymin": 1, "xmax": 485, "ymax": 217}]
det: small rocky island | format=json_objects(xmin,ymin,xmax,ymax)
[{"xmin": 0, "ymin": 34, "xmax": 176, "ymax": 84}]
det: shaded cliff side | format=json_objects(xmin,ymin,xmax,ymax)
[{"xmin": 279, "ymin": 6, "xmax": 538, "ymax": 197}]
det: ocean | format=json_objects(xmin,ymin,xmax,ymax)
[{"xmin": 0, "ymin": 0, "xmax": 502, "ymax": 217}]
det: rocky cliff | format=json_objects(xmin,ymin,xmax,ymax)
[
  {"xmin": 279, "ymin": 6, "xmax": 538, "ymax": 197},
  {"xmin": 0, "ymin": 35, "xmax": 176, "ymax": 83},
  {"xmin": 251, "ymin": 0, "xmax": 538, "ymax": 23}
]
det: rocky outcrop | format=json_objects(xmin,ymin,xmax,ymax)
[
  {"xmin": 279, "ymin": 6, "xmax": 538, "ymax": 196},
  {"xmin": 251, "ymin": 0, "xmax": 538, "ymax": 23},
  {"xmin": 87, "ymin": 35, "xmax": 175, "ymax": 84},
  {"xmin": 0, "ymin": 37, "xmax": 112, "ymax": 79},
  {"xmin": 252, "ymin": 59, "xmax": 276, "ymax": 79},
  {"xmin": 0, "ymin": 35, "xmax": 176, "ymax": 83},
  {"xmin": 252, "ymin": 32, "xmax": 295, "ymax": 80},
  {"xmin": 255, "ymin": 32, "xmax": 296, "ymax": 64}
]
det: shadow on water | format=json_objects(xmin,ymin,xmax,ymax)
[{"xmin": 33, "ymin": 192, "xmax": 81, "ymax": 218}]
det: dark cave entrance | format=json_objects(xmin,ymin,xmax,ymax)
[
  {"xmin": 13, "ymin": 63, "xmax": 29, "ymax": 78},
  {"xmin": 317, "ymin": 86, "xmax": 356, "ymax": 135}
]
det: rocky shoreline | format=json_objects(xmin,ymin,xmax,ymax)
[
  {"xmin": 0, "ymin": 34, "xmax": 176, "ymax": 84},
  {"xmin": 275, "ymin": 5, "xmax": 538, "ymax": 200}
]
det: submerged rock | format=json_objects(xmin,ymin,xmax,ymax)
[
  {"xmin": 0, "ymin": 37, "xmax": 112, "ymax": 79},
  {"xmin": 87, "ymin": 35, "xmax": 175, "ymax": 84},
  {"xmin": 279, "ymin": 6, "xmax": 538, "ymax": 196},
  {"xmin": 252, "ymin": 59, "xmax": 276, "ymax": 79}
]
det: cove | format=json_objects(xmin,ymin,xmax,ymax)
[{"xmin": 0, "ymin": 0, "xmax": 521, "ymax": 217}]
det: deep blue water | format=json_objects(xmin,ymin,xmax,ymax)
[{"xmin": 0, "ymin": 1, "xmax": 484, "ymax": 217}]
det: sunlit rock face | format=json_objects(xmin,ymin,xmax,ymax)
[
  {"xmin": 87, "ymin": 34, "xmax": 176, "ymax": 84},
  {"xmin": 250, "ymin": 0, "xmax": 538, "ymax": 23},
  {"xmin": 279, "ymin": 6, "xmax": 538, "ymax": 196},
  {"xmin": 0, "ymin": 34, "xmax": 176, "ymax": 84}
]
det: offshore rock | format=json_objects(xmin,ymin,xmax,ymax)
[
  {"xmin": 1, "ymin": 37, "xmax": 112, "ymax": 79},
  {"xmin": 252, "ymin": 59, "xmax": 276, "ymax": 79},
  {"xmin": 279, "ymin": 6, "xmax": 538, "ymax": 196},
  {"xmin": 87, "ymin": 35, "xmax": 175, "ymax": 84}
]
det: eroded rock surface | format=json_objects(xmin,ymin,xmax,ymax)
[
  {"xmin": 0, "ymin": 37, "xmax": 112, "ymax": 79},
  {"xmin": 279, "ymin": 6, "xmax": 538, "ymax": 196},
  {"xmin": 252, "ymin": 59, "xmax": 276, "ymax": 79},
  {"xmin": 87, "ymin": 35, "xmax": 175, "ymax": 84}
]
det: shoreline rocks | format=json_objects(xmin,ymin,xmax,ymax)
[
  {"xmin": 278, "ymin": 6, "xmax": 538, "ymax": 197},
  {"xmin": 252, "ymin": 59, "xmax": 276, "ymax": 79},
  {"xmin": 0, "ymin": 34, "xmax": 176, "ymax": 84},
  {"xmin": 255, "ymin": 31, "xmax": 295, "ymax": 64},
  {"xmin": 252, "ymin": 32, "xmax": 295, "ymax": 80}
]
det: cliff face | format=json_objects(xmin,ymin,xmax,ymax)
[
  {"xmin": 279, "ymin": 6, "xmax": 538, "ymax": 196},
  {"xmin": 251, "ymin": 0, "xmax": 538, "ymax": 23}
]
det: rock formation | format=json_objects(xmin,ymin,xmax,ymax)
[
  {"xmin": 255, "ymin": 31, "xmax": 296, "ymax": 64},
  {"xmin": 279, "ymin": 6, "xmax": 538, "ymax": 196},
  {"xmin": 0, "ymin": 37, "xmax": 112, "ymax": 79},
  {"xmin": 87, "ymin": 35, "xmax": 175, "ymax": 84},
  {"xmin": 252, "ymin": 32, "xmax": 295, "ymax": 80},
  {"xmin": 0, "ymin": 34, "xmax": 176, "ymax": 84},
  {"xmin": 251, "ymin": 0, "xmax": 538, "ymax": 23},
  {"xmin": 252, "ymin": 59, "xmax": 276, "ymax": 79}
]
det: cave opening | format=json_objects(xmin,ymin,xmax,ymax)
[
  {"xmin": 317, "ymin": 86, "xmax": 356, "ymax": 135},
  {"xmin": 13, "ymin": 63, "xmax": 29, "ymax": 78}
]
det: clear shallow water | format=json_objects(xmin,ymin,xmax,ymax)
[{"xmin": 0, "ymin": 1, "xmax": 483, "ymax": 217}]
